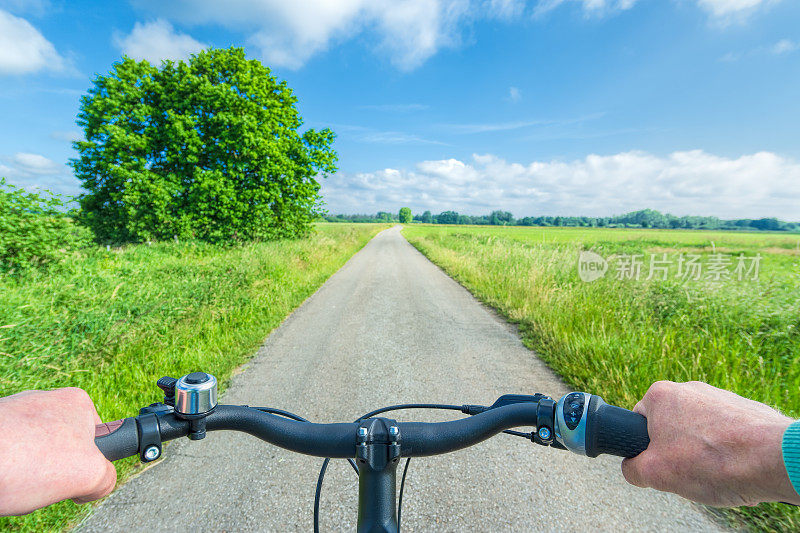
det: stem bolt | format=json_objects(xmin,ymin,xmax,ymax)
[
  {"xmin": 143, "ymin": 445, "xmax": 160, "ymax": 461},
  {"xmin": 357, "ymin": 427, "xmax": 368, "ymax": 438},
  {"xmin": 537, "ymin": 426, "xmax": 551, "ymax": 441},
  {"xmin": 388, "ymin": 426, "xmax": 399, "ymax": 437}
]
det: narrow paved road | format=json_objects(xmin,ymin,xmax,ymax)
[{"xmin": 80, "ymin": 226, "xmax": 727, "ymax": 532}]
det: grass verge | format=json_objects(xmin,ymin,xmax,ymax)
[
  {"xmin": 0, "ymin": 223, "xmax": 388, "ymax": 532},
  {"xmin": 402, "ymin": 224, "xmax": 800, "ymax": 532}
]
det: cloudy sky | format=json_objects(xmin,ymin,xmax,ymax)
[{"xmin": 1, "ymin": 0, "xmax": 799, "ymax": 219}]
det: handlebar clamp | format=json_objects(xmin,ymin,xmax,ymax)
[
  {"xmin": 136, "ymin": 412, "xmax": 162, "ymax": 462},
  {"xmin": 533, "ymin": 397, "xmax": 556, "ymax": 446},
  {"xmin": 356, "ymin": 417, "xmax": 402, "ymax": 471}
]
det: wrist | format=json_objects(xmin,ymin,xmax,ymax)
[
  {"xmin": 752, "ymin": 417, "xmax": 797, "ymax": 504},
  {"xmin": 726, "ymin": 415, "xmax": 795, "ymax": 505}
]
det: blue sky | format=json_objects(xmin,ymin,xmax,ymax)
[{"xmin": 1, "ymin": 0, "xmax": 799, "ymax": 219}]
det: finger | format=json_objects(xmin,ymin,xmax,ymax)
[
  {"xmin": 73, "ymin": 461, "xmax": 117, "ymax": 504},
  {"xmin": 621, "ymin": 457, "xmax": 648, "ymax": 488}
]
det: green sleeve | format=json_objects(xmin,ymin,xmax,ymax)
[{"xmin": 782, "ymin": 421, "xmax": 800, "ymax": 496}]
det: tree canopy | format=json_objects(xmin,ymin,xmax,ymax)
[{"xmin": 72, "ymin": 47, "xmax": 337, "ymax": 243}]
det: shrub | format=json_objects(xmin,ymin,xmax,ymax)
[{"xmin": 0, "ymin": 179, "xmax": 92, "ymax": 271}]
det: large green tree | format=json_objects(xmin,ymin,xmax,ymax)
[
  {"xmin": 398, "ymin": 207, "xmax": 412, "ymax": 224},
  {"xmin": 72, "ymin": 47, "xmax": 337, "ymax": 243}
]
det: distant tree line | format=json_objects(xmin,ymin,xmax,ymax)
[
  {"xmin": 323, "ymin": 211, "xmax": 401, "ymax": 223},
  {"xmin": 323, "ymin": 208, "xmax": 800, "ymax": 232}
]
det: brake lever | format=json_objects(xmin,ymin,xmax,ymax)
[
  {"xmin": 489, "ymin": 393, "xmax": 551, "ymax": 409},
  {"xmin": 462, "ymin": 393, "xmax": 550, "ymax": 415},
  {"xmin": 462, "ymin": 393, "xmax": 563, "ymax": 449}
]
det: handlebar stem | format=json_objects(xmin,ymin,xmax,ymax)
[{"xmin": 355, "ymin": 418, "xmax": 402, "ymax": 533}]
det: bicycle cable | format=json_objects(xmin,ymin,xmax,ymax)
[
  {"xmin": 251, "ymin": 407, "xmax": 308, "ymax": 421},
  {"xmin": 397, "ymin": 457, "xmax": 411, "ymax": 530}
]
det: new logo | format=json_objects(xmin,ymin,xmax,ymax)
[{"xmin": 578, "ymin": 251, "xmax": 608, "ymax": 282}]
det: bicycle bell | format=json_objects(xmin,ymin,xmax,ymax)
[{"xmin": 174, "ymin": 372, "xmax": 218, "ymax": 416}]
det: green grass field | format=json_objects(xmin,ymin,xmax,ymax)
[
  {"xmin": 403, "ymin": 224, "xmax": 800, "ymax": 532},
  {"xmin": 0, "ymin": 223, "xmax": 388, "ymax": 532}
]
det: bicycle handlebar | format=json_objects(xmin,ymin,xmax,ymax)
[
  {"xmin": 96, "ymin": 403, "xmax": 543, "ymax": 460},
  {"xmin": 95, "ymin": 387, "xmax": 649, "ymax": 463},
  {"xmin": 93, "ymin": 373, "xmax": 649, "ymax": 533}
]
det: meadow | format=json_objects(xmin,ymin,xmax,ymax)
[
  {"xmin": 0, "ymin": 223, "xmax": 388, "ymax": 532},
  {"xmin": 403, "ymin": 224, "xmax": 800, "ymax": 532}
]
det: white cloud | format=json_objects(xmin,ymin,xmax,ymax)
[
  {"xmin": 332, "ymin": 124, "xmax": 447, "ymax": 145},
  {"xmin": 12, "ymin": 152, "xmax": 60, "ymax": 174},
  {"xmin": 0, "ymin": 152, "xmax": 80, "ymax": 195},
  {"xmin": 772, "ymin": 39, "xmax": 799, "ymax": 54},
  {"xmin": 0, "ymin": 9, "xmax": 65, "ymax": 75},
  {"xmin": 696, "ymin": 0, "xmax": 774, "ymax": 17},
  {"xmin": 374, "ymin": 0, "xmax": 470, "ymax": 70},
  {"xmin": 508, "ymin": 86, "xmax": 522, "ymax": 102},
  {"xmin": 696, "ymin": 0, "xmax": 780, "ymax": 23},
  {"xmin": 720, "ymin": 37, "xmax": 798, "ymax": 61},
  {"xmin": 445, "ymin": 119, "xmax": 549, "ymax": 133},
  {"xmin": 443, "ymin": 112, "xmax": 605, "ymax": 134},
  {"xmin": 113, "ymin": 19, "xmax": 208, "ymax": 63},
  {"xmin": 131, "ymin": 0, "xmax": 470, "ymax": 71},
  {"xmin": 50, "ymin": 130, "xmax": 82, "ymax": 142},
  {"xmin": 360, "ymin": 103, "xmax": 430, "ymax": 112},
  {"xmin": 483, "ymin": 0, "xmax": 527, "ymax": 19},
  {"xmin": 320, "ymin": 150, "xmax": 800, "ymax": 220},
  {"xmin": 359, "ymin": 131, "xmax": 448, "ymax": 145},
  {"xmin": 719, "ymin": 51, "xmax": 740, "ymax": 62},
  {"xmin": 535, "ymin": 0, "xmax": 778, "ymax": 21},
  {"xmin": 0, "ymin": 0, "xmax": 50, "ymax": 16},
  {"xmin": 534, "ymin": 0, "xmax": 638, "ymax": 17},
  {"xmin": 121, "ymin": 0, "xmax": 787, "ymax": 71}
]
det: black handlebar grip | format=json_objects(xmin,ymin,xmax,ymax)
[
  {"xmin": 585, "ymin": 396, "xmax": 649, "ymax": 458},
  {"xmin": 94, "ymin": 418, "xmax": 139, "ymax": 461}
]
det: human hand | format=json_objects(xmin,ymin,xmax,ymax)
[
  {"xmin": 0, "ymin": 388, "xmax": 117, "ymax": 516},
  {"xmin": 621, "ymin": 380, "xmax": 798, "ymax": 507}
]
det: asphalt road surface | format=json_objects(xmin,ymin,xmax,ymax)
[{"xmin": 80, "ymin": 226, "xmax": 728, "ymax": 532}]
